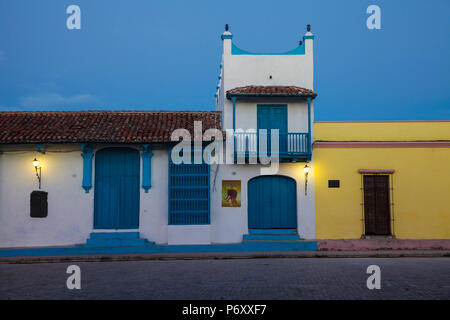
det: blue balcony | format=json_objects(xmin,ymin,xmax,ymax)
[{"xmin": 234, "ymin": 132, "xmax": 311, "ymax": 162}]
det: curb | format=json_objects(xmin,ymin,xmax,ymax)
[{"xmin": 1, "ymin": 250, "xmax": 449, "ymax": 264}]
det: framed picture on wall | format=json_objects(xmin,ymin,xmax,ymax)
[{"xmin": 222, "ymin": 180, "xmax": 241, "ymax": 207}]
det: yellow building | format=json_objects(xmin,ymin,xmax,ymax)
[{"xmin": 314, "ymin": 121, "xmax": 450, "ymax": 240}]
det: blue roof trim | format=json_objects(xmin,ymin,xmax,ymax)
[
  {"xmin": 221, "ymin": 34, "xmax": 233, "ymax": 40},
  {"xmin": 303, "ymin": 35, "xmax": 315, "ymax": 40},
  {"xmin": 231, "ymin": 43, "xmax": 305, "ymax": 55}
]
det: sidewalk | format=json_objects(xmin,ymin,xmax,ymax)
[
  {"xmin": 318, "ymin": 239, "xmax": 450, "ymax": 251},
  {"xmin": 1, "ymin": 249, "xmax": 449, "ymax": 264},
  {"xmin": 1, "ymin": 238, "xmax": 449, "ymax": 264}
]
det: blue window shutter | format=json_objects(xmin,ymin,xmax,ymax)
[
  {"xmin": 81, "ymin": 144, "xmax": 94, "ymax": 193},
  {"xmin": 168, "ymin": 147, "xmax": 210, "ymax": 225},
  {"xmin": 141, "ymin": 144, "xmax": 152, "ymax": 192}
]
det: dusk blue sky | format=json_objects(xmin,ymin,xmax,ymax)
[{"xmin": 0, "ymin": 0, "xmax": 449, "ymax": 120}]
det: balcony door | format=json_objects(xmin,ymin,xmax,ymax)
[{"xmin": 257, "ymin": 104, "xmax": 288, "ymax": 156}]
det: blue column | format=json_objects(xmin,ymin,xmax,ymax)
[
  {"xmin": 81, "ymin": 144, "xmax": 94, "ymax": 193},
  {"xmin": 306, "ymin": 97, "xmax": 312, "ymax": 158},
  {"xmin": 232, "ymin": 97, "xmax": 237, "ymax": 131},
  {"xmin": 231, "ymin": 97, "xmax": 237, "ymax": 163},
  {"xmin": 141, "ymin": 144, "xmax": 153, "ymax": 193}
]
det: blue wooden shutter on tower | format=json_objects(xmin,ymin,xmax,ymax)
[{"xmin": 168, "ymin": 148, "xmax": 210, "ymax": 225}]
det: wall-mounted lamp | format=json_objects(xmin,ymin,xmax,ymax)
[
  {"xmin": 303, "ymin": 164, "xmax": 310, "ymax": 195},
  {"xmin": 33, "ymin": 158, "xmax": 41, "ymax": 189}
]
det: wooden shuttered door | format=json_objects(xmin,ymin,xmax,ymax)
[{"xmin": 363, "ymin": 175, "xmax": 391, "ymax": 235}]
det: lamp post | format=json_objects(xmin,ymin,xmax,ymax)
[
  {"xmin": 303, "ymin": 164, "xmax": 310, "ymax": 196},
  {"xmin": 33, "ymin": 158, "xmax": 41, "ymax": 189}
]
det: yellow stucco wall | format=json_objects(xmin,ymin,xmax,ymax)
[
  {"xmin": 315, "ymin": 121, "xmax": 450, "ymax": 141},
  {"xmin": 314, "ymin": 122, "xmax": 450, "ymax": 239}
]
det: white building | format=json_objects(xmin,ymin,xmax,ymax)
[{"xmin": 0, "ymin": 25, "xmax": 318, "ymax": 253}]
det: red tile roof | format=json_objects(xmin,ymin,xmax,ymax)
[
  {"xmin": 0, "ymin": 110, "xmax": 222, "ymax": 144},
  {"xmin": 227, "ymin": 85, "xmax": 317, "ymax": 98}
]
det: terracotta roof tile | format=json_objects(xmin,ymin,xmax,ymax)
[
  {"xmin": 0, "ymin": 110, "xmax": 222, "ymax": 144},
  {"xmin": 226, "ymin": 85, "xmax": 317, "ymax": 98}
]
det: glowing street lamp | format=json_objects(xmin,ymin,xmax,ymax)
[
  {"xmin": 303, "ymin": 164, "xmax": 310, "ymax": 195},
  {"xmin": 32, "ymin": 158, "xmax": 41, "ymax": 189}
]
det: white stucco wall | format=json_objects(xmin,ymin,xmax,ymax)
[
  {"xmin": 0, "ymin": 144, "xmax": 171, "ymax": 248},
  {"xmin": 0, "ymin": 145, "xmax": 93, "ymax": 248},
  {"xmin": 222, "ymin": 39, "xmax": 314, "ymax": 90},
  {"xmin": 168, "ymin": 225, "xmax": 211, "ymax": 245},
  {"xmin": 138, "ymin": 146, "xmax": 169, "ymax": 244}
]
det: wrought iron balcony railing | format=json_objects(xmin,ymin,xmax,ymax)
[{"xmin": 234, "ymin": 132, "xmax": 311, "ymax": 160}]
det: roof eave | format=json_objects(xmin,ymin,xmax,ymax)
[{"xmin": 226, "ymin": 93, "xmax": 317, "ymax": 99}]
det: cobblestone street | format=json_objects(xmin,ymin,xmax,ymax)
[{"xmin": 0, "ymin": 257, "xmax": 449, "ymax": 300}]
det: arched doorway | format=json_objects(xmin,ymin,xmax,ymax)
[
  {"xmin": 94, "ymin": 147, "xmax": 140, "ymax": 229},
  {"xmin": 248, "ymin": 175, "xmax": 297, "ymax": 229}
]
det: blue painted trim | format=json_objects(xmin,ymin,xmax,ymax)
[
  {"xmin": 221, "ymin": 34, "xmax": 233, "ymax": 40},
  {"xmin": 307, "ymin": 98, "xmax": 312, "ymax": 158},
  {"xmin": 85, "ymin": 238, "xmax": 149, "ymax": 247},
  {"xmin": 232, "ymin": 43, "xmax": 305, "ymax": 55},
  {"xmin": 36, "ymin": 144, "xmax": 45, "ymax": 154},
  {"xmin": 0, "ymin": 241, "xmax": 318, "ymax": 257},
  {"xmin": 303, "ymin": 35, "xmax": 315, "ymax": 40},
  {"xmin": 141, "ymin": 144, "xmax": 153, "ymax": 193},
  {"xmin": 232, "ymin": 97, "xmax": 237, "ymax": 132},
  {"xmin": 81, "ymin": 144, "xmax": 93, "ymax": 193}
]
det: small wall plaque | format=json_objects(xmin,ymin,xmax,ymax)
[{"xmin": 328, "ymin": 180, "xmax": 340, "ymax": 188}]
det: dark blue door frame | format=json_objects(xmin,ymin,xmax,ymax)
[
  {"xmin": 248, "ymin": 175, "xmax": 297, "ymax": 229},
  {"xmin": 94, "ymin": 147, "xmax": 140, "ymax": 229}
]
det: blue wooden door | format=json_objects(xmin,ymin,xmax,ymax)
[
  {"xmin": 257, "ymin": 105, "xmax": 288, "ymax": 155},
  {"xmin": 248, "ymin": 175, "xmax": 297, "ymax": 229},
  {"xmin": 94, "ymin": 148, "xmax": 140, "ymax": 229}
]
